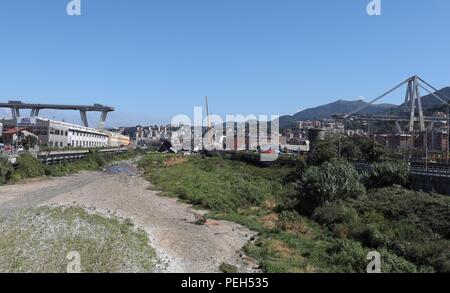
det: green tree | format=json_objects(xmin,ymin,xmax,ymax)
[
  {"xmin": 297, "ymin": 159, "xmax": 366, "ymax": 215},
  {"xmin": 340, "ymin": 138, "xmax": 363, "ymax": 161},
  {"xmin": 307, "ymin": 139, "xmax": 338, "ymax": 166},
  {"xmin": 358, "ymin": 138, "xmax": 385, "ymax": 162}
]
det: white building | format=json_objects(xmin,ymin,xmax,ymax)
[{"xmin": 0, "ymin": 117, "xmax": 109, "ymax": 149}]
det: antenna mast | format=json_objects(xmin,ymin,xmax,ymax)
[{"xmin": 205, "ymin": 96, "xmax": 212, "ymax": 145}]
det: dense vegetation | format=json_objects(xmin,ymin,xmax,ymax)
[
  {"xmin": 308, "ymin": 136, "xmax": 385, "ymax": 165},
  {"xmin": 0, "ymin": 150, "xmax": 138, "ymax": 185},
  {"xmin": 140, "ymin": 154, "xmax": 450, "ymax": 272},
  {"xmin": 138, "ymin": 151, "xmax": 450, "ymax": 273}
]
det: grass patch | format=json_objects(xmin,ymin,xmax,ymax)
[
  {"xmin": 0, "ymin": 206, "xmax": 157, "ymax": 273},
  {"xmin": 0, "ymin": 150, "xmax": 140, "ymax": 184}
]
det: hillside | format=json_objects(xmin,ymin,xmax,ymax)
[
  {"xmin": 390, "ymin": 87, "xmax": 450, "ymax": 113},
  {"xmin": 280, "ymin": 99, "xmax": 396, "ymax": 128}
]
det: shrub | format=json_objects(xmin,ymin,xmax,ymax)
[
  {"xmin": 14, "ymin": 153, "xmax": 45, "ymax": 179},
  {"xmin": 326, "ymin": 239, "xmax": 417, "ymax": 273},
  {"xmin": 377, "ymin": 248, "xmax": 418, "ymax": 273},
  {"xmin": 296, "ymin": 159, "xmax": 366, "ymax": 215},
  {"xmin": 0, "ymin": 157, "xmax": 13, "ymax": 184},
  {"xmin": 329, "ymin": 187, "xmax": 450, "ymax": 272},
  {"xmin": 333, "ymin": 224, "xmax": 351, "ymax": 239},
  {"xmin": 363, "ymin": 161, "xmax": 409, "ymax": 188},
  {"xmin": 307, "ymin": 140, "xmax": 338, "ymax": 166},
  {"xmin": 354, "ymin": 187, "xmax": 450, "ymax": 239},
  {"xmin": 85, "ymin": 151, "xmax": 106, "ymax": 167},
  {"xmin": 284, "ymin": 159, "xmax": 307, "ymax": 183},
  {"xmin": 326, "ymin": 239, "xmax": 369, "ymax": 273},
  {"xmin": 312, "ymin": 205, "xmax": 359, "ymax": 228},
  {"xmin": 353, "ymin": 224, "xmax": 390, "ymax": 249}
]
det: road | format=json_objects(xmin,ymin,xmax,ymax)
[{"xmin": 0, "ymin": 160, "xmax": 259, "ymax": 273}]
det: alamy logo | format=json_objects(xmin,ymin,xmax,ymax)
[
  {"xmin": 67, "ymin": 251, "xmax": 82, "ymax": 273},
  {"xmin": 367, "ymin": 251, "xmax": 381, "ymax": 273},
  {"xmin": 367, "ymin": 0, "xmax": 382, "ymax": 16},
  {"xmin": 67, "ymin": 0, "xmax": 81, "ymax": 16}
]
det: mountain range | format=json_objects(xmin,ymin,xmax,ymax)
[
  {"xmin": 279, "ymin": 99, "xmax": 396, "ymax": 128},
  {"xmin": 280, "ymin": 87, "xmax": 450, "ymax": 129},
  {"xmin": 392, "ymin": 87, "xmax": 450, "ymax": 113}
]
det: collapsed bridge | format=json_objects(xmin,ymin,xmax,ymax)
[{"xmin": 0, "ymin": 101, "xmax": 115, "ymax": 129}]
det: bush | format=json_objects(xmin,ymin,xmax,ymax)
[
  {"xmin": 296, "ymin": 159, "xmax": 366, "ymax": 215},
  {"xmin": 363, "ymin": 161, "xmax": 409, "ymax": 188},
  {"xmin": 354, "ymin": 187, "xmax": 450, "ymax": 239},
  {"xmin": 307, "ymin": 140, "xmax": 338, "ymax": 166},
  {"xmin": 0, "ymin": 157, "xmax": 13, "ymax": 184},
  {"xmin": 312, "ymin": 205, "xmax": 359, "ymax": 228},
  {"xmin": 284, "ymin": 159, "xmax": 307, "ymax": 183},
  {"xmin": 326, "ymin": 239, "xmax": 417, "ymax": 273},
  {"xmin": 14, "ymin": 153, "xmax": 45, "ymax": 179},
  {"xmin": 85, "ymin": 151, "xmax": 107, "ymax": 167},
  {"xmin": 326, "ymin": 239, "xmax": 369, "ymax": 273},
  {"xmin": 327, "ymin": 187, "xmax": 450, "ymax": 272}
]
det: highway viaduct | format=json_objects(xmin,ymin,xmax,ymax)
[{"xmin": 0, "ymin": 101, "xmax": 115, "ymax": 129}]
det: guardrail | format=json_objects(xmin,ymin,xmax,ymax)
[
  {"xmin": 353, "ymin": 161, "xmax": 450, "ymax": 178},
  {"xmin": 37, "ymin": 147, "xmax": 128, "ymax": 165}
]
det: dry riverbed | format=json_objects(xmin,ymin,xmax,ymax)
[{"xmin": 0, "ymin": 160, "xmax": 259, "ymax": 273}]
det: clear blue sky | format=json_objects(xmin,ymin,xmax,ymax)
[{"xmin": 1, "ymin": 0, "xmax": 450, "ymax": 126}]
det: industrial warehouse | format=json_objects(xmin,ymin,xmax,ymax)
[{"xmin": 0, "ymin": 101, "xmax": 130, "ymax": 151}]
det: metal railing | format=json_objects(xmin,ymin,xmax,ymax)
[{"xmin": 38, "ymin": 147, "xmax": 128, "ymax": 165}]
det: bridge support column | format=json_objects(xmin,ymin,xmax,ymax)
[
  {"xmin": 395, "ymin": 121, "xmax": 403, "ymax": 134},
  {"xmin": 98, "ymin": 111, "xmax": 108, "ymax": 129},
  {"xmin": 31, "ymin": 108, "xmax": 40, "ymax": 117},
  {"xmin": 80, "ymin": 110, "xmax": 89, "ymax": 127},
  {"xmin": 11, "ymin": 108, "xmax": 20, "ymax": 119}
]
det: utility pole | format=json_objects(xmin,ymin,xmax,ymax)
[
  {"xmin": 338, "ymin": 134, "xmax": 341, "ymax": 158},
  {"xmin": 447, "ymin": 104, "xmax": 449, "ymax": 164},
  {"xmin": 424, "ymin": 129, "xmax": 428, "ymax": 171}
]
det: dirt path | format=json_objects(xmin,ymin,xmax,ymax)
[{"xmin": 0, "ymin": 161, "xmax": 259, "ymax": 273}]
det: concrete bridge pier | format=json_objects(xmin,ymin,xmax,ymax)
[
  {"xmin": 30, "ymin": 108, "xmax": 40, "ymax": 117},
  {"xmin": 11, "ymin": 108, "xmax": 20, "ymax": 119},
  {"xmin": 80, "ymin": 110, "xmax": 89, "ymax": 127},
  {"xmin": 98, "ymin": 111, "xmax": 108, "ymax": 129}
]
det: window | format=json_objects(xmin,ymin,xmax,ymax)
[{"xmin": 60, "ymin": 142, "xmax": 63, "ymax": 147}]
